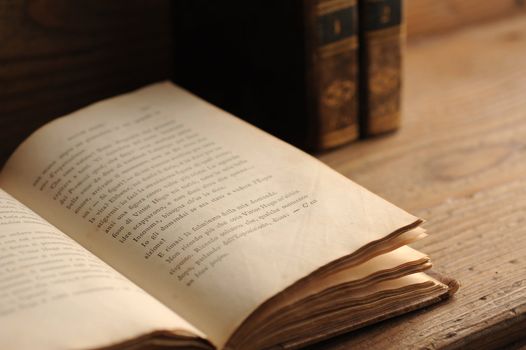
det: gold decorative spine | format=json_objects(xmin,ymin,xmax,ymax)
[
  {"xmin": 359, "ymin": 0, "xmax": 404, "ymax": 136},
  {"xmin": 305, "ymin": 0, "xmax": 359, "ymax": 150}
]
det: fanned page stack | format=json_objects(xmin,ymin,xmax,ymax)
[{"xmin": 0, "ymin": 82, "xmax": 457, "ymax": 350}]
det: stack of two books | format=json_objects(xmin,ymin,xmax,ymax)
[{"xmin": 173, "ymin": 0, "xmax": 405, "ymax": 151}]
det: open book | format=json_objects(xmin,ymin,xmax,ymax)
[{"xmin": 0, "ymin": 82, "xmax": 457, "ymax": 350}]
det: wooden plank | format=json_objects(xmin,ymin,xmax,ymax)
[
  {"xmin": 0, "ymin": 0, "xmax": 173, "ymax": 164},
  {"xmin": 313, "ymin": 15, "xmax": 526, "ymax": 349},
  {"xmin": 406, "ymin": 0, "xmax": 526, "ymax": 39}
]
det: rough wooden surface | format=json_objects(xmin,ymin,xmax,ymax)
[
  {"xmin": 0, "ymin": 0, "xmax": 173, "ymax": 164},
  {"xmin": 312, "ymin": 15, "xmax": 526, "ymax": 349},
  {"xmin": 405, "ymin": 0, "xmax": 526, "ymax": 39}
]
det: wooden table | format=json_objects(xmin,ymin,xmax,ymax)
[{"xmin": 310, "ymin": 15, "xmax": 526, "ymax": 350}]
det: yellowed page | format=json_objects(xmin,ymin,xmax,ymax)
[
  {"xmin": 0, "ymin": 189, "xmax": 204, "ymax": 350},
  {"xmin": 230, "ymin": 242, "xmax": 430, "ymax": 341},
  {"xmin": 0, "ymin": 82, "xmax": 420, "ymax": 347},
  {"xmin": 274, "ymin": 244, "xmax": 430, "ymax": 315}
]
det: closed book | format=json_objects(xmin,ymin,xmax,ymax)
[
  {"xmin": 359, "ymin": 0, "xmax": 404, "ymax": 136},
  {"xmin": 305, "ymin": 0, "xmax": 360, "ymax": 150},
  {"xmin": 173, "ymin": 0, "xmax": 359, "ymax": 151}
]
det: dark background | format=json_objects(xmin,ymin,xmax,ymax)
[{"xmin": 1, "ymin": 0, "xmax": 524, "ymax": 164}]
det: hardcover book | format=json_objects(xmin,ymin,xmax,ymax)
[
  {"xmin": 304, "ymin": 0, "xmax": 360, "ymax": 149},
  {"xmin": 0, "ymin": 82, "xmax": 457, "ymax": 349},
  {"xmin": 359, "ymin": 0, "xmax": 405, "ymax": 135}
]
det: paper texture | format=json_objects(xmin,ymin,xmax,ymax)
[{"xmin": 0, "ymin": 189, "xmax": 203, "ymax": 350}]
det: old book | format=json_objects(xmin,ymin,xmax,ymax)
[
  {"xmin": 358, "ymin": 0, "xmax": 404, "ymax": 136},
  {"xmin": 173, "ymin": 0, "xmax": 359, "ymax": 151},
  {"xmin": 304, "ymin": 0, "xmax": 360, "ymax": 149},
  {"xmin": 0, "ymin": 82, "xmax": 457, "ymax": 350}
]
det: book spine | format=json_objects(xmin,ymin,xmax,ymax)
[
  {"xmin": 359, "ymin": 0, "xmax": 404, "ymax": 136},
  {"xmin": 304, "ymin": 0, "xmax": 359, "ymax": 151}
]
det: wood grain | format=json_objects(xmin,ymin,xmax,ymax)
[
  {"xmin": 312, "ymin": 14, "xmax": 526, "ymax": 349},
  {"xmin": 405, "ymin": 0, "xmax": 526, "ymax": 39},
  {"xmin": 0, "ymin": 0, "xmax": 173, "ymax": 164}
]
